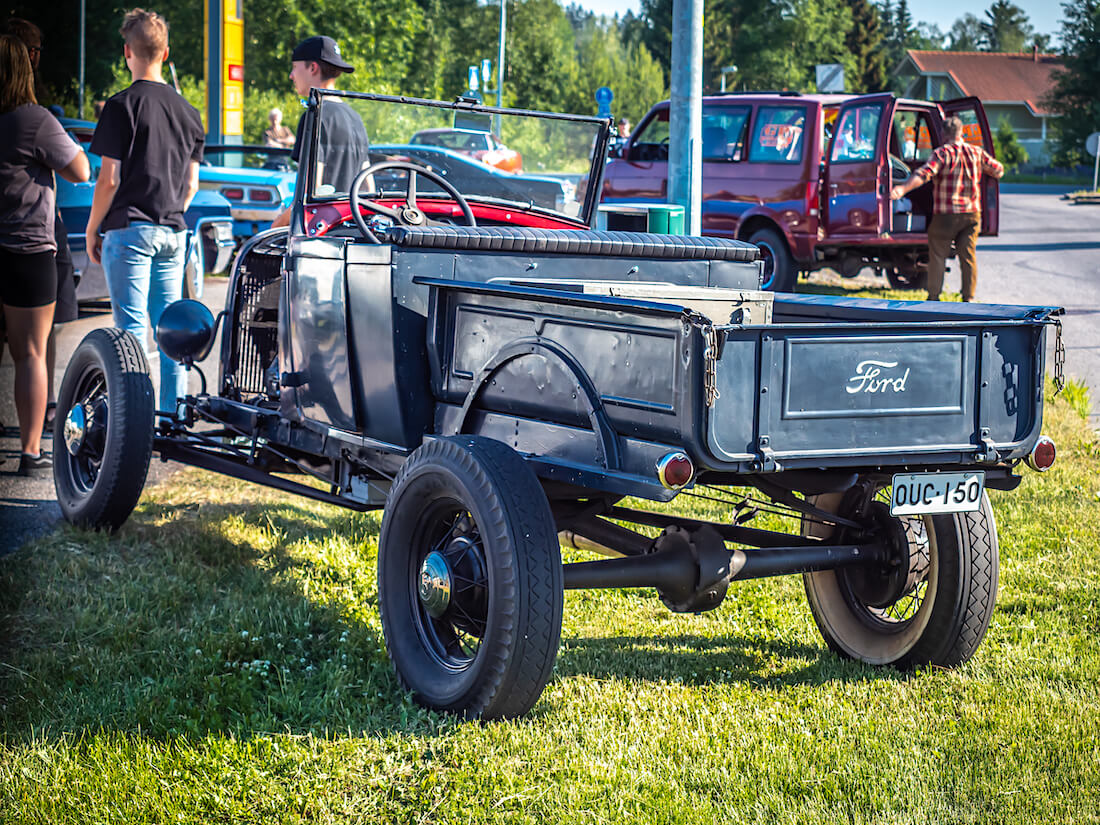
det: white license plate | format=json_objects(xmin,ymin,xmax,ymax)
[{"xmin": 890, "ymin": 472, "xmax": 985, "ymax": 516}]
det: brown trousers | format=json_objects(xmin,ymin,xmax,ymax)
[{"xmin": 927, "ymin": 212, "xmax": 980, "ymax": 301}]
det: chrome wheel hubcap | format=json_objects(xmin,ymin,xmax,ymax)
[
  {"xmin": 418, "ymin": 551, "xmax": 453, "ymax": 618},
  {"xmin": 64, "ymin": 403, "xmax": 88, "ymax": 456}
]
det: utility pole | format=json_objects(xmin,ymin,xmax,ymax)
[
  {"xmin": 78, "ymin": 0, "xmax": 86, "ymax": 119},
  {"xmin": 497, "ymin": 0, "xmax": 506, "ymax": 109},
  {"xmin": 667, "ymin": 0, "xmax": 703, "ymax": 235}
]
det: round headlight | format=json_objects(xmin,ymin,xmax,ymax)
[{"xmin": 156, "ymin": 299, "xmax": 216, "ymax": 364}]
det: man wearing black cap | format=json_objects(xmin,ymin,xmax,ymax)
[{"xmin": 272, "ymin": 35, "xmax": 369, "ymax": 227}]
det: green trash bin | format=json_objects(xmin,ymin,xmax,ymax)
[{"xmin": 596, "ymin": 202, "xmax": 686, "ymax": 235}]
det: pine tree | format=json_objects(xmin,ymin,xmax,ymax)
[
  {"xmin": 878, "ymin": 0, "xmax": 915, "ymax": 80},
  {"xmin": 894, "ymin": 0, "xmax": 914, "ymax": 43},
  {"xmin": 880, "ymin": 0, "xmax": 895, "ymax": 43},
  {"xmin": 980, "ymin": 0, "xmax": 1034, "ymax": 52},
  {"xmin": 846, "ymin": 0, "xmax": 888, "ymax": 92}
]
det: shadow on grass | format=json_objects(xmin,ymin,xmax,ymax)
[
  {"xmin": 555, "ymin": 632, "xmax": 907, "ymax": 690},
  {"xmin": 1, "ymin": 495, "xmax": 907, "ymax": 743},
  {"xmin": 0, "ymin": 498, "xmax": 428, "ymax": 743}
]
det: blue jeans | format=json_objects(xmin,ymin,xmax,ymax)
[{"xmin": 102, "ymin": 223, "xmax": 188, "ymax": 410}]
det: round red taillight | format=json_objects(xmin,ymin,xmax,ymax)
[
  {"xmin": 657, "ymin": 452, "xmax": 694, "ymax": 489},
  {"xmin": 1026, "ymin": 435, "xmax": 1056, "ymax": 472}
]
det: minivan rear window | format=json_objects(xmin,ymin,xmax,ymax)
[
  {"xmin": 702, "ymin": 106, "xmax": 749, "ymax": 161},
  {"xmin": 749, "ymin": 106, "xmax": 806, "ymax": 164}
]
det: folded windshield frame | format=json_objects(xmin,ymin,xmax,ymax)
[{"xmin": 300, "ymin": 89, "xmax": 611, "ymax": 229}]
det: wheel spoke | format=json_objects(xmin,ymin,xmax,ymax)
[
  {"xmin": 76, "ymin": 375, "xmax": 105, "ymax": 409},
  {"xmin": 839, "ymin": 487, "xmax": 933, "ymax": 627}
]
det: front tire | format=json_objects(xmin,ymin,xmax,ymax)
[
  {"xmin": 802, "ymin": 485, "xmax": 999, "ymax": 668},
  {"xmin": 378, "ymin": 436, "xmax": 563, "ymax": 719},
  {"xmin": 53, "ymin": 328, "xmax": 154, "ymax": 531}
]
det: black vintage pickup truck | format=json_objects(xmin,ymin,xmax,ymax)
[{"xmin": 55, "ymin": 92, "xmax": 1061, "ymax": 719}]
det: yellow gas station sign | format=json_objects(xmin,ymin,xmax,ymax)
[
  {"xmin": 223, "ymin": 4, "xmax": 244, "ymax": 136},
  {"xmin": 205, "ymin": 0, "xmax": 244, "ymax": 141}
]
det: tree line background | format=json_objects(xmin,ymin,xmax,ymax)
[{"xmin": 6, "ymin": 0, "xmax": 1096, "ymax": 165}]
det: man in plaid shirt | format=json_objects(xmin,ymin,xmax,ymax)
[{"xmin": 891, "ymin": 115, "xmax": 1004, "ymax": 301}]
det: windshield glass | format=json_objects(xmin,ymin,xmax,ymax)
[
  {"xmin": 307, "ymin": 91, "xmax": 605, "ymax": 223},
  {"xmin": 204, "ymin": 146, "xmax": 298, "ymax": 173}
]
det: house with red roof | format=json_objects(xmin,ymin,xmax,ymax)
[{"xmin": 895, "ymin": 49, "xmax": 1062, "ymax": 163}]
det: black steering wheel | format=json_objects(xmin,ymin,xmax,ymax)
[{"xmin": 349, "ymin": 160, "xmax": 477, "ymax": 243}]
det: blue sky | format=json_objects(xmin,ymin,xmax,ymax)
[{"xmin": 572, "ymin": 0, "xmax": 1065, "ymax": 40}]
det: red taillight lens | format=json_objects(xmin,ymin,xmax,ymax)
[
  {"xmin": 657, "ymin": 452, "xmax": 694, "ymax": 489},
  {"xmin": 806, "ymin": 181, "xmax": 819, "ymax": 216},
  {"xmin": 221, "ymin": 187, "xmax": 244, "ymax": 201},
  {"xmin": 227, "ymin": 64, "xmax": 244, "ymax": 82},
  {"xmin": 1026, "ymin": 435, "xmax": 1056, "ymax": 472},
  {"xmin": 249, "ymin": 188, "xmax": 274, "ymax": 202}
]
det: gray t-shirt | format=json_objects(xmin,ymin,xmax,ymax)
[{"xmin": 0, "ymin": 104, "xmax": 80, "ymax": 253}]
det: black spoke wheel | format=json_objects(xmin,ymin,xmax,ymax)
[
  {"xmin": 53, "ymin": 328, "xmax": 154, "ymax": 531},
  {"xmin": 378, "ymin": 436, "xmax": 563, "ymax": 719},
  {"xmin": 802, "ymin": 482, "xmax": 999, "ymax": 668}
]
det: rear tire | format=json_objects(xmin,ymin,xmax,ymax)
[
  {"xmin": 53, "ymin": 328, "xmax": 154, "ymax": 531},
  {"xmin": 802, "ymin": 486, "xmax": 998, "ymax": 668},
  {"xmin": 378, "ymin": 436, "xmax": 563, "ymax": 719},
  {"xmin": 748, "ymin": 227, "xmax": 796, "ymax": 292}
]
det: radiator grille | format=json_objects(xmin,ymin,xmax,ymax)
[{"xmin": 226, "ymin": 252, "xmax": 282, "ymax": 400}]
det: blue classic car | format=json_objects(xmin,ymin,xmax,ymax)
[
  {"xmin": 200, "ymin": 144, "xmax": 297, "ymax": 241},
  {"xmin": 57, "ymin": 118, "xmax": 236, "ymax": 302}
]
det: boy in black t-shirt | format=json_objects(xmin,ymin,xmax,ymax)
[
  {"xmin": 271, "ymin": 36, "xmax": 370, "ymax": 228},
  {"xmin": 87, "ymin": 8, "xmax": 204, "ymax": 410}
]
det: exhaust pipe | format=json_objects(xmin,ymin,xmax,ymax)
[{"xmin": 559, "ymin": 530, "xmax": 624, "ymax": 558}]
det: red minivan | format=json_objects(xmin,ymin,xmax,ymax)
[{"xmin": 600, "ymin": 92, "xmax": 999, "ymax": 291}]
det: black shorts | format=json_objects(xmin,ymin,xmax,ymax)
[
  {"xmin": 54, "ymin": 214, "xmax": 78, "ymax": 323},
  {"xmin": 0, "ymin": 247, "xmax": 58, "ymax": 308}
]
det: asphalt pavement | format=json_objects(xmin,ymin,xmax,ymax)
[
  {"xmin": 976, "ymin": 185, "xmax": 1100, "ymax": 427},
  {"xmin": 0, "ymin": 279, "xmax": 228, "ymax": 555},
  {"xmin": 2, "ymin": 186, "xmax": 1097, "ymax": 554}
]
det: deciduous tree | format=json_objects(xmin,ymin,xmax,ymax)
[
  {"xmin": 572, "ymin": 14, "xmax": 665, "ymax": 124},
  {"xmin": 948, "ymin": 14, "xmax": 985, "ymax": 50}
]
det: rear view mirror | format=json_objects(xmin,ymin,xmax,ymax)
[{"xmin": 454, "ymin": 111, "xmax": 492, "ymax": 133}]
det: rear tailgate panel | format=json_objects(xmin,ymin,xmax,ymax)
[{"xmin": 707, "ymin": 317, "xmax": 1050, "ymax": 469}]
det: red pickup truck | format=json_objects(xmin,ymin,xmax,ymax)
[{"xmin": 600, "ymin": 92, "xmax": 999, "ymax": 291}]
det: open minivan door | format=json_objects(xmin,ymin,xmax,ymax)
[
  {"xmin": 822, "ymin": 93, "xmax": 896, "ymax": 239},
  {"xmin": 604, "ymin": 104, "xmax": 670, "ymax": 203},
  {"xmin": 939, "ymin": 97, "xmax": 999, "ymax": 236}
]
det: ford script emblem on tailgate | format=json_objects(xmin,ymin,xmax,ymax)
[{"xmin": 845, "ymin": 360, "xmax": 911, "ymax": 394}]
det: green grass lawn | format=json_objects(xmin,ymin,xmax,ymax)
[{"xmin": 2, "ymin": 381, "xmax": 1098, "ymax": 823}]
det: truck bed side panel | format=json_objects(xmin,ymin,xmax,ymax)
[{"xmin": 427, "ymin": 283, "xmax": 699, "ymax": 450}]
